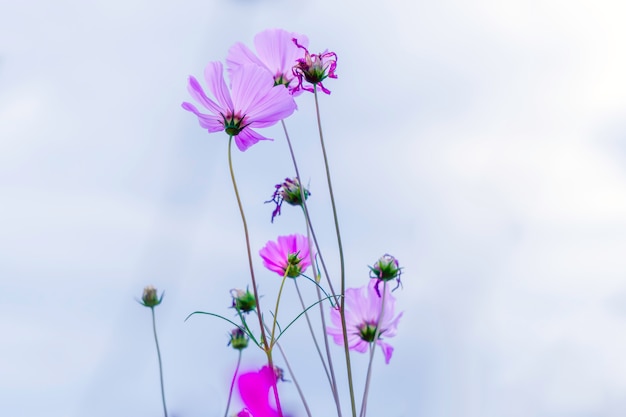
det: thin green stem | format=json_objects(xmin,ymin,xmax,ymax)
[
  {"xmin": 270, "ymin": 272, "xmax": 289, "ymax": 349},
  {"xmin": 293, "ymin": 279, "xmax": 332, "ymax": 386},
  {"xmin": 359, "ymin": 281, "xmax": 388, "ymax": 417},
  {"xmin": 150, "ymin": 307, "xmax": 168, "ymax": 417},
  {"xmin": 224, "ymin": 350, "xmax": 243, "ymax": 417},
  {"xmin": 227, "ymin": 136, "xmax": 283, "ymax": 416},
  {"xmin": 281, "ymin": 119, "xmax": 342, "ymax": 416},
  {"xmin": 227, "ymin": 136, "xmax": 269, "ymax": 352},
  {"xmin": 280, "ymin": 120, "xmax": 339, "ymax": 304},
  {"xmin": 314, "ymin": 85, "xmax": 356, "ymax": 417}
]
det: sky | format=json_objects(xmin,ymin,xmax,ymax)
[{"xmin": 1, "ymin": 0, "xmax": 626, "ymax": 416}]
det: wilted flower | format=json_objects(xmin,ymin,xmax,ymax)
[
  {"xmin": 182, "ymin": 61, "xmax": 296, "ymax": 151},
  {"xmin": 291, "ymin": 38, "xmax": 337, "ymax": 95},
  {"xmin": 369, "ymin": 254, "xmax": 402, "ymax": 295},
  {"xmin": 231, "ymin": 288, "xmax": 257, "ymax": 313},
  {"xmin": 140, "ymin": 285, "xmax": 163, "ymax": 308},
  {"xmin": 237, "ymin": 366, "xmax": 281, "ymax": 417},
  {"xmin": 266, "ymin": 177, "xmax": 310, "ymax": 222},
  {"xmin": 228, "ymin": 328, "xmax": 249, "ymax": 350},
  {"xmin": 326, "ymin": 281, "xmax": 402, "ymax": 364},
  {"xmin": 227, "ymin": 28, "xmax": 308, "ymax": 93},
  {"xmin": 259, "ymin": 234, "xmax": 312, "ymax": 278}
]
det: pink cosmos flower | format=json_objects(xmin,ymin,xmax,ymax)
[
  {"xmin": 326, "ymin": 280, "xmax": 402, "ymax": 364},
  {"xmin": 182, "ymin": 61, "xmax": 296, "ymax": 151},
  {"xmin": 291, "ymin": 38, "xmax": 337, "ymax": 95},
  {"xmin": 227, "ymin": 28, "xmax": 309, "ymax": 94},
  {"xmin": 259, "ymin": 234, "xmax": 312, "ymax": 278},
  {"xmin": 237, "ymin": 366, "xmax": 280, "ymax": 417}
]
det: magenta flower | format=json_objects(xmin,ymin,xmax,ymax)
[
  {"xmin": 259, "ymin": 234, "xmax": 312, "ymax": 278},
  {"xmin": 291, "ymin": 38, "xmax": 337, "ymax": 95},
  {"xmin": 237, "ymin": 366, "xmax": 280, "ymax": 417},
  {"xmin": 227, "ymin": 28, "xmax": 308, "ymax": 93},
  {"xmin": 327, "ymin": 281, "xmax": 402, "ymax": 364},
  {"xmin": 182, "ymin": 61, "xmax": 296, "ymax": 151}
]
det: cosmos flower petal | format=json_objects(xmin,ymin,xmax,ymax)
[
  {"xmin": 247, "ymin": 83, "xmax": 296, "ymax": 127},
  {"xmin": 377, "ymin": 340, "xmax": 395, "ymax": 364},
  {"xmin": 227, "ymin": 42, "xmax": 267, "ymax": 73},
  {"xmin": 259, "ymin": 234, "xmax": 312, "ymax": 277},
  {"xmin": 326, "ymin": 281, "xmax": 402, "ymax": 364},
  {"xmin": 253, "ymin": 29, "xmax": 308, "ymax": 78},
  {"xmin": 187, "ymin": 76, "xmax": 223, "ymax": 114},
  {"xmin": 234, "ymin": 126, "xmax": 272, "ymax": 152},
  {"xmin": 181, "ymin": 102, "xmax": 224, "ymax": 132},
  {"xmin": 203, "ymin": 61, "xmax": 234, "ymax": 110}
]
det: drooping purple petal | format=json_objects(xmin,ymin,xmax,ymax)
[
  {"xmin": 187, "ymin": 75, "xmax": 223, "ymax": 115},
  {"xmin": 234, "ymin": 127, "xmax": 271, "ymax": 152},
  {"xmin": 181, "ymin": 101, "xmax": 224, "ymax": 132}
]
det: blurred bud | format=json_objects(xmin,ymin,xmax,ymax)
[
  {"xmin": 266, "ymin": 177, "xmax": 310, "ymax": 223},
  {"xmin": 231, "ymin": 288, "xmax": 256, "ymax": 313},
  {"xmin": 140, "ymin": 285, "xmax": 163, "ymax": 308},
  {"xmin": 228, "ymin": 328, "xmax": 249, "ymax": 350},
  {"xmin": 369, "ymin": 254, "xmax": 402, "ymax": 282}
]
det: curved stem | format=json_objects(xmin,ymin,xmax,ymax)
[
  {"xmin": 151, "ymin": 307, "xmax": 168, "ymax": 417},
  {"xmin": 314, "ymin": 85, "xmax": 356, "ymax": 417},
  {"xmin": 359, "ymin": 281, "xmax": 388, "ymax": 417},
  {"xmin": 224, "ymin": 350, "xmax": 243, "ymax": 417},
  {"xmin": 227, "ymin": 136, "xmax": 282, "ymax": 416},
  {"xmin": 227, "ymin": 136, "xmax": 269, "ymax": 352}
]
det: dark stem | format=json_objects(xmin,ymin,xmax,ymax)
[{"xmin": 224, "ymin": 350, "xmax": 243, "ymax": 417}]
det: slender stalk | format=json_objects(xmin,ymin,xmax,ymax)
[
  {"xmin": 224, "ymin": 350, "xmax": 243, "ymax": 417},
  {"xmin": 293, "ymin": 279, "xmax": 332, "ymax": 386},
  {"xmin": 280, "ymin": 120, "xmax": 339, "ymax": 303},
  {"xmin": 264, "ymin": 322, "xmax": 313, "ymax": 417},
  {"xmin": 150, "ymin": 307, "xmax": 168, "ymax": 417},
  {"xmin": 313, "ymin": 85, "xmax": 356, "ymax": 417},
  {"xmin": 227, "ymin": 136, "xmax": 282, "ymax": 416},
  {"xmin": 270, "ymin": 272, "xmax": 289, "ymax": 348},
  {"xmin": 281, "ymin": 119, "xmax": 342, "ymax": 416},
  {"xmin": 227, "ymin": 136, "xmax": 270, "ymax": 351},
  {"xmin": 359, "ymin": 281, "xmax": 388, "ymax": 417}
]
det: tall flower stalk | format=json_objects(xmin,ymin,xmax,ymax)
[{"xmin": 139, "ymin": 286, "xmax": 168, "ymax": 417}]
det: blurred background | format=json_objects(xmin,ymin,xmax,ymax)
[{"xmin": 1, "ymin": 0, "xmax": 626, "ymax": 416}]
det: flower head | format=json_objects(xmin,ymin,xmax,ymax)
[
  {"xmin": 326, "ymin": 281, "xmax": 403, "ymax": 364},
  {"xmin": 182, "ymin": 61, "xmax": 296, "ymax": 151},
  {"xmin": 259, "ymin": 234, "xmax": 312, "ymax": 278},
  {"xmin": 369, "ymin": 254, "xmax": 403, "ymax": 295},
  {"xmin": 228, "ymin": 327, "xmax": 249, "ymax": 350},
  {"xmin": 237, "ymin": 366, "xmax": 281, "ymax": 417},
  {"xmin": 140, "ymin": 285, "xmax": 163, "ymax": 308},
  {"xmin": 266, "ymin": 177, "xmax": 310, "ymax": 223},
  {"xmin": 291, "ymin": 38, "xmax": 337, "ymax": 95},
  {"xmin": 227, "ymin": 29, "xmax": 309, "ymax": 93},
  {"xmin": 231, "ymin": 288, "xmax": 257, "ymax": 314}
]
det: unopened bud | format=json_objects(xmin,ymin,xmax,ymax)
[
  {"xmin": 369, "ymin": 254, "xmax": 402, "ymax": 282},
  {"xmin": 229, "ymin": 328, "xmax": 249, "ymax": 350},
  {"xmin": 231, "ymin": 288, "xmax": 256, "ymax": 313},
  {"xmin": 140, "ymin": 285, "xmax": 163, "ymax": 308}
]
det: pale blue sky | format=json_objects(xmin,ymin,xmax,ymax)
[{"xmin": 1, "ymin": 0, "xmax": 626, "ymax": 416}]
